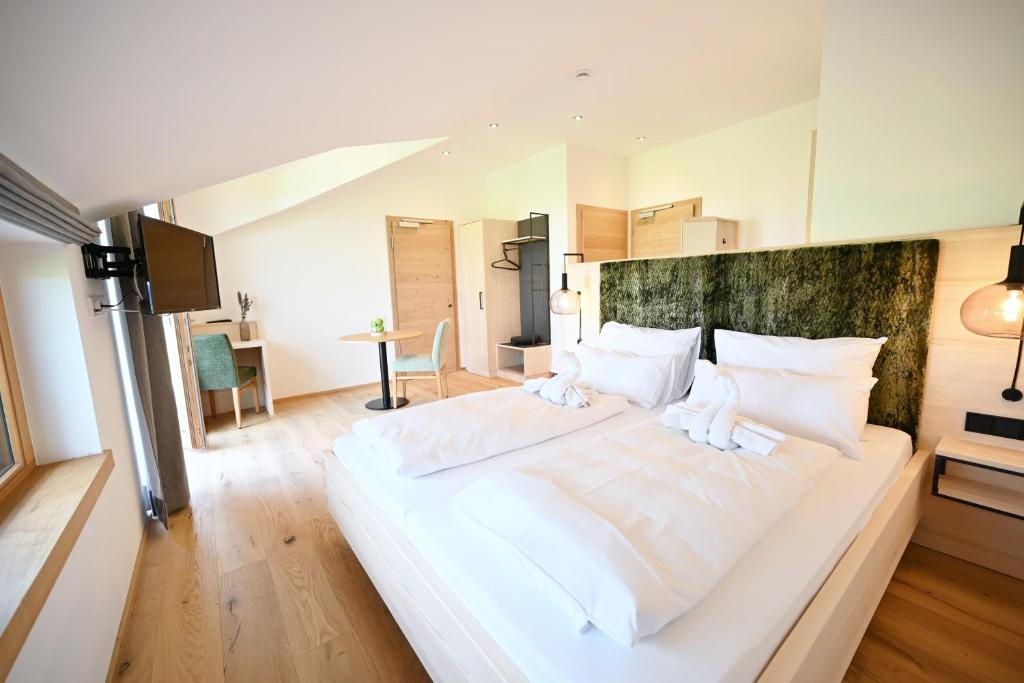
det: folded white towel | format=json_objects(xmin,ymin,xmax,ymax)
[
  {"xmin": 540, "ymin": 354, "xmax": 581, "ymax": 404},
  {"xmin": 707, "ymin": 373, "xmax": 739, "ymax": 450},
  {"xmin": 521, "ymin": 354, "xmax": 591, "ymax": 408},
  {"xmin": 660, "ymin": 402, "xmax": 785, "ymax": 456}
]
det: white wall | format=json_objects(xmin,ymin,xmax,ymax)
[
  {"xmin": 0, "ymin": 243, "xmax": 102, "ymax": 463},
  {"xmin": 0, "ymin": 232, "xmax": 145, "ymax": 682},
  {"xmin": 627, "ymin": 100, "xmax": 818, "ymax": 248},
  {"xmin": 812, "ymin": 0, "xmax": 1024, "ymax": 241},
  {"xmin": 564, "ymin": 145, "xmax": 628, "ymax": 352},
  {"xmin": 177, "ymin": 158, "xmax": 485, "ymax": 398},
  {"xmin": 485, "ymin": 145, "xmax": 569, "ymax": 359},
  {"xmin": 173, "ymin": 137, "xmax": 445, "ymax": 234}
]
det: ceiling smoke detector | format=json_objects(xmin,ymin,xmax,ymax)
[{"xmin": 575, "ymin": 69, "xmax": 591, "ymax": 82}]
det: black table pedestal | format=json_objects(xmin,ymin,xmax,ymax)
[{"xmin": 366, "ymin": 340, "xmax": 408, "ymax": 410}]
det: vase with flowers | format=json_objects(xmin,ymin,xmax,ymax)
[{"xmin": 238, "ymin": 291, "xmax": 253, "ymax": 341}]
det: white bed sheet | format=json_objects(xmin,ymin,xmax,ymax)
[{"xmin": 332, "ymin": 418, "xmax": 911, "ymax": 683}]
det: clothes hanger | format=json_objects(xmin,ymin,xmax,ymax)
[{"xmin": 490, "ymin": 242, "xmax": 520, "ymax": 270}]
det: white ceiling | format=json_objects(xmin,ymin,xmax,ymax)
[{"xmin": 0, "ymin": 0, "xmax": 824, "ymax": 220}]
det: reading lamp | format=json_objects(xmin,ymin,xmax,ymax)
[
  {"xmin": 550, "ymin": 252, "xmax": 584, "ymax": 343},
  {"xmin": 960, "ymin": 202, "xmax": 1024, "ymax": 401}
]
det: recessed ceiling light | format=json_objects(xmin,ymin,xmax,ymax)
[
  {"xmin": 636, "ymin": 136, "xmax": 647, "ymax": 143},
  {"xmin": 576, "ymin": 69, "xmax": 591, "ymax": 81},
  {"xmin": 488, "ymin": 122, "xmax": 500, "ymax": 129},
  {"xmin": 572, "ymin": 114, "xmax": 584, "ymax": 121},
  {"xmin": 441, "ymin": 150, "xmax": 451, "ymax": 156}
]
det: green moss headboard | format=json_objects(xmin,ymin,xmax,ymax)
[{"xmin": 600, "ymin": 239, "xmax": 940, "ymax": 440}]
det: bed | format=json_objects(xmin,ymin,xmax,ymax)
[{"xmin": 326, "ymin": 238, "xmax": 940, "ymax": 682}]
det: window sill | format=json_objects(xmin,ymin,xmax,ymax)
[{"xmin": 0, "ymin": 450, "xmax": 114, "ymax": 678}]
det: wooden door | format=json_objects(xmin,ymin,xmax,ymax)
[
  {"xmin": 576, "ymin": 204, "xmax": 628, "ymax": 262},
  {"xmin": 457, "ymin": 220, "xmax": 487, "ymax": 375},
  {"xmin": 386, "ymin": 216, "xmax": 460, "ymax": 370},
  {"xmin": 172, "ymin": 313, "xmax": 206, "ymax": 449},
  {"xmin": 630, "ymin": 197, "xmax": 702, "ymax": 258}
]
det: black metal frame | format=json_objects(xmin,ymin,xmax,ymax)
[
  {"xmin": 931, "ymin": 452, "xmax": 1024, "ymax": 520},
  {"xmin": 81, "ymin": 242, "xmax": 138, "ymax": 279}
]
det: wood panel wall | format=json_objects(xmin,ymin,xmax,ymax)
[{"xmin": 629, "ymin": 197, "xmax": 701, "ymax": 259}]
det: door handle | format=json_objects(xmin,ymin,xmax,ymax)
[{"xmin": 478, "ymin": 292, "xmax": 483, "ymax": 310}]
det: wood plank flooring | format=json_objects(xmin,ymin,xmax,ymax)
[{"xmin": 111, "ymin": 370, "xmax": 1024, "ymax": 682}]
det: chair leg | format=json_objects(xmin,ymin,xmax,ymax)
[
  {"xmin": 231, "ymin": 387, "xmax": 242, "ymax": 428},
  {"xmin": 442, "ymin": 370, "xmax": 449, "ymax": 398},
  {"xmin": 435, "ymin": 370, "xmax": 443, "ymax": 399},
  {"xmin": 251, "ymin": 381, "xmax": 261, "ymax": 414}
]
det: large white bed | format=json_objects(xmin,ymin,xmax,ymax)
[{"xmin": 327, "ymin": 405, "xmax": 915, "ymax": 682}]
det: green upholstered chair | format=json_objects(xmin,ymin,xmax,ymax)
[
  {"xmin": 192, "ymin": 334, "xmax": 260, "ymax": 428},
  {"xmin": 393, "ymin": 318, "xmax": 451, "ymax": 399}
]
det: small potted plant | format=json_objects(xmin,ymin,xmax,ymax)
[
  {"xmin": 370, "ymin": 317, "xmax": 385, "ymax": 336},
  {"xmin": 237, "ymin": 292, "xmax": 253, "ymax": 341}
]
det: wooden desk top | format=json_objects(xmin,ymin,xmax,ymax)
[
  {"xmin": 339, "ymin": 330, "xmax": 423, "ymax": 343},
  {"xmin": 231, "ymin": 340, "xmax": 266, "ymax": 350}
]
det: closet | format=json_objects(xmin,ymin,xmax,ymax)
[{"xmin": 456, "ymin": 219, "xmax": 520, "ymax": 376}]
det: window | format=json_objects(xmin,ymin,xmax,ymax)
[{"xmin": 0, "ymin": 285, "xmax": 35, "ymax": 502}]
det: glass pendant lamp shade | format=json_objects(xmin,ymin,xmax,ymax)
[
  {"xmin": 960, "ymin": 244, "xmax": 1024, "ymax": 338},
  {"xmin": 960, "ymin": 203, "xmax": 1024, "ymax": 402},
  {"xmin": 550, "ymin": 272, "xmax": 581, "ymax": 315}
]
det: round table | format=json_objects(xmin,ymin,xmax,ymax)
[{"xmin": 339, "ymin": 329, "xmax": 423, "ymax": 410}]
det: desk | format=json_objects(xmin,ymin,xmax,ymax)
[
  {"xmin": 191, "ymin": 321, "xmax": 275, "ymax": 416},
  {"xmin": 340, "ymin": 330, "xmax": 422, "ymax": 410}
]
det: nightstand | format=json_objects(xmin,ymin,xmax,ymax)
[{"xmin": 933, "ymin": 436, "xmax": 1024, "ymax": 520}]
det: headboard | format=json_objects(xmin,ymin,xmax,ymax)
[{"xmin": 600, "ymin": 239, "xmax": 940, "ymax": 441}]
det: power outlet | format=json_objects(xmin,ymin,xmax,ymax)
[
  {"xmin": 88, "ymin": 295, "xmax": 105, "ymax": 316},
  {"xmin": 964, "ymin": 411, "xmax": 1024, "ymax": 441}
]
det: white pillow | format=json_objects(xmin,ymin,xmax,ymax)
[
  {"xmin": 688, "ymin": 360, "xmax": 877, "ymax": 459},
  {"xmin": 714, "ymin": 330, "xmax": 886, "ymax": 379},
  {"xmin": 596, "ymin": 322, "xmax": 702, "ymax": 402},
  {"xmin": 576, "ymin": 344, "xmax": 673, "ymax": 410}
]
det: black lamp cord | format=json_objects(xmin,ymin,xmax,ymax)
[
  {"xmin": 561, "ymin": 253, "xmax": 585, "ymax": 345},
  {"xmin": 577, "ymin": 292, "xmax": 583, "ymax": 345},
  {"xmin": 1005, "ymin": 202, "xmax": 1024, "ymax": 400}
]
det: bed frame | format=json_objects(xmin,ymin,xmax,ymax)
[
  {"xmin": 326, "ymin": 445, "xmax": 932, "ymax": 682},
  {"xmin": 327, "ymin": 238, "xmax": 941, "ymax": 681}
]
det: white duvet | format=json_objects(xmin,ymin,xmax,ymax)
[
  {"xmin": 451, "ymin": 418, "xmax": 840, "ymax": 646},
  {"xmin": 352, "ymin": 387, "xmax": 629, "ymax": 477}
]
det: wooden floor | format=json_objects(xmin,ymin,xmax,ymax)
[{"xmin": 111, "ymin": 370, "xmax": 1024, "ymax": 682}]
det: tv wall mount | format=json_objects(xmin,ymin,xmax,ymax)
[{"xmin": 81, "ymin": 243, "xmax": 139, "ymax": 279}]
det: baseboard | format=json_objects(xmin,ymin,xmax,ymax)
[
  {"xmin": 276, "ymin": 381, "xmax": 379, "ymax": 403},
  {"xmin": 105, "ymin": 519, "xmax": 150, "ymax": 682}
]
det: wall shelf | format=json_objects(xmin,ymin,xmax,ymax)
[{"xmin": 932, "ymin": 436, "xmax": 1024, "ymax": 520}]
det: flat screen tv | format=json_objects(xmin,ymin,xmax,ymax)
[{"xmin": 136, "ymin": 215, "xmax": 221, "ymax": 314}]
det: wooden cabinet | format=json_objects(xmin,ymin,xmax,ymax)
[
  {"xmin": 682, "ymin": 216, "xmax": 739, "ymax": 255},
  {"xmin": 456, "ymin": 219, "xmax": 520, "ymax": 376},
  {"xmin": 495, "ymin": 343, "xmax": 551, "ymax": 381}
]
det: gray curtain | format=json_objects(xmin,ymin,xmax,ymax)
[
  {"xmin": 109, "ymin": 212, "xmax": 190, "ymax": 517},
  {"xmin": 0, "ymin": 151, "xmax": 100, "ymax": 244}
]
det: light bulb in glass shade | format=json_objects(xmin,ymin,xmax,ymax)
[
  {"xmin": 961, "ymin": 282, "xmax": 1024, "ymax": 338},
  {"xmin": 549, "ymin": 287, "xmax": 581, "ymax": 315}
]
